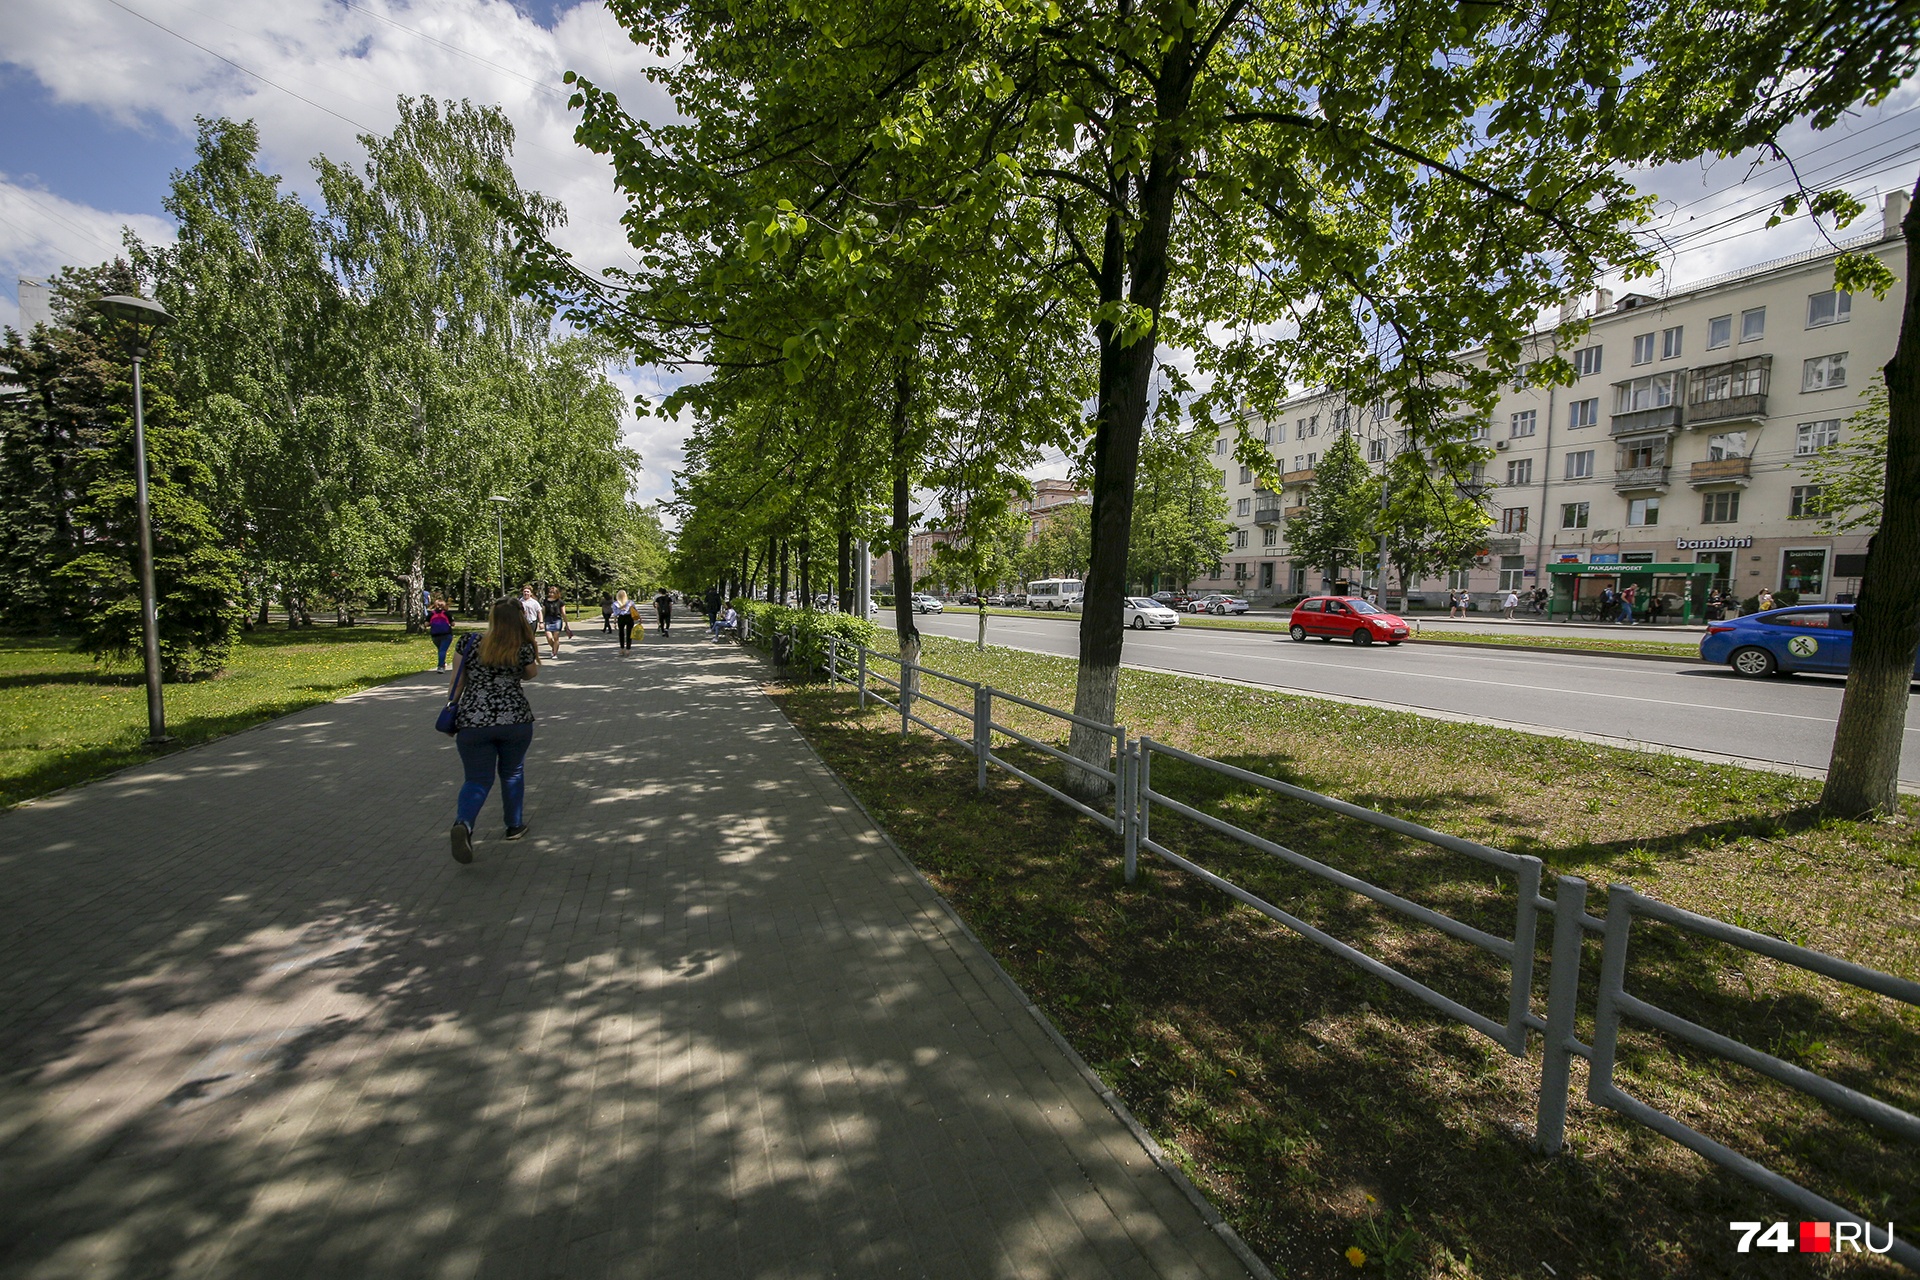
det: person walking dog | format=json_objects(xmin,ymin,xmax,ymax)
[
  {"xmin": 654, "ymin": 588, "xmax": 673, "ymax": 638},
  {"xmin": 448, "ymin": 598, "xmax": 540, "ymax": 863},
  {"xmin": 427, "ymin": 595, "xmax": 455, "ymax": 671}
]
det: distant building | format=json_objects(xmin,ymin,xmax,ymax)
[
  {"xmin": 1026, "ymin": 478, "xmax": 1087, "ymax": 534},
  {"xmin": 16, "ymin": 278, "xmax": 50, "ymax": 333}
]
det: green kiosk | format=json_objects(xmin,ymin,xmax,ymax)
[{"xmin": 1547, "ymin": 561, "xmax": 1719, "ymax": 622}]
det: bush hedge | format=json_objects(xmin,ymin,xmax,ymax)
[{"xmin": 733, "ymin": 601, "xmax": 877, "ymax": 673}]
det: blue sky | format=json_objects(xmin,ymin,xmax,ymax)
[{"xmin": 2, "ymin": 0, "xmax": 1917, "ymax": 501}]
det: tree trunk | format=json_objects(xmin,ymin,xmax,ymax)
[
  {"xmin": 779, "ymin": 538, "xmax": 790, "ymax": 607},
  {"xmin": 799, "ymin": 536, "xmax": 812, "ymax": 610},
  {"xmin": 404, "ymin": 544, "xmax": 426, "ymax": 633},
  {"xmin": 889, "ymin": 358, "xmax": 921, "ymax": 681},
  {"xmin": 837, "ymin": 516, "xmax": 852, "ymax": 614},
  {"xmin": 977, "ymin": 600, "xmax": 987, "ymax": 651},
  {"xmin": 1068, "ymin": 116, "xmax": 1187, "ymax": 795},
  {"xmin": 1821, "ymin": 184, "xmax": 1920, "ymax": 819}
]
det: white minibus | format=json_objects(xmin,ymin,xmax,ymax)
[{"xmin": 1025, "ymin": 579, "xmax": 1084, "ymax": 610}]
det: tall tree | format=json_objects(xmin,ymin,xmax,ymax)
[
  {"xmin": 1285, "ymin": 430, "xmax": 1375, "ymax": 587},
  {"xmin": 1129, "ymin": 415, "xmax": 1230, "ymax": 592},
  {"xmin": 1375, "ymin": 449, "xmax": 1494, "ymax": 599}
]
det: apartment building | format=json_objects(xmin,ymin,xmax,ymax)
[{"xmin": 1197, "ymin": 190, "xmax": 1908, "ymax": 608}]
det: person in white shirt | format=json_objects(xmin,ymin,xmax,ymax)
[
  {"xmin": 518, "ymin": 584, "xmax": 542, "ymax": 630},
  {"xmin": 1503, "ymin": 590, "xmax": 1519, "ymax": 620}
]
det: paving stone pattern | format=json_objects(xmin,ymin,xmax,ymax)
[{"xmin": 0, "ymin": 627, "xmax": 1250, "ymax": 1279}]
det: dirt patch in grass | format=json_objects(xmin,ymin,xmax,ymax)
[
  {"xmin": 0, "ymin": 625, "xmax": 449, "ymax": 807},
  {"xmin": 769, "ymin": 635, "xmax": 1918, "ymax": 1279}
]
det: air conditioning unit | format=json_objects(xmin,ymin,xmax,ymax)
[{"xmin": 1495, "ymin": 439, "xmax": 1510, "ymax": 450}]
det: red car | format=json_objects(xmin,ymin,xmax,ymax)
[{"xmin": 1288, "ymin": 596, "xmax": 1410, "ymax": 646}]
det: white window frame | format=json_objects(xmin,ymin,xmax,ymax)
[
  {"xmin": 1565, "ymin": 449, "xmax": 1595, "ymax": 479},
  {"xmin": 1561, "ymin": 501, "xmax": 1589, "ymax": 529},
  {"xmin": 1631, "ymin": 333, "xmax": 1655, "ymax": 365},
  {"xmin": 1626, "ymin": 496, "xmax": 1661, "ymax": 527},
  {"xmin": 1239, "ymin": 465, "xmax": 1252, "ymax": 485},
  {"xmin": 1569, "ymin": 398, "xmax": 1599, "ymax": 429},
  {"xmin": 1572, "ymin": 346, "xmax": 1603, "ymax": 377},
  {"xmin": 1740, "ymin": 307, "xmax": 1766, "ymax": 342},
  {"xmin": 1367, "ymin": 437, "xmax": 1387, "ymax": 462},
  {"xmin": 1707, "ymin": 315, "xmax": 1732, "ymax": 349},
  {"xmin": 1789, "ymin": 484, "xmax": 1825, "ymax": 519},
  {"xmin": 1236, "ymin": 497, "xmax": 1251, "ymax": 517},
  {"xmin": 1262, "ymin": 526, "xmax": 1278, "ymax": 547},
  {"xmin": 1506, "ymin": 458, "xmax": 1532, "ymax": 486},
  {"xmin": 1806, "ymin": 290, "xmax": 1851, "ymax": 328},
  {"xmin": 1802, "ymin": 353, "xmax": 1848, "ymax": 393},
  {"xmin": 1662, "ymin": 326, "xmax": 1683, "ymax": 359},
  {"xmin": 1510, "ymin": 409, "xmax": 1537, "ymax": 438},
  {"xmin": 1614, "ymin": 373, "xmax": 1681, "ymax": 413},
  {"xmin": 1498, "ymin": 555, "xmax": 1526, "ymax": 591},
  {"xmin": 1795, "ymin": 419, "xmax": 1841, "ymax": 455},
  {"xmin": 1297, "ymin": 415, "xmax": 1318, "ymax": 438},
  {"xmin": 1701, "ymin": 490, "xmax": 1740, "ymax": 524}
]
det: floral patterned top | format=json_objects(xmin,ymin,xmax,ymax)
[{"xmin": 455, "ymin": 639, "xmax": 537, "ymax": 728}]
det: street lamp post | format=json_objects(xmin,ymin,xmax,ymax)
[
  {"xmin": 488, "ymin": 496, "xmax": 511, "ymax": 599},
  {"xmin": 90, "ymin": 294, "xmax": 175, "ymax": 746}
]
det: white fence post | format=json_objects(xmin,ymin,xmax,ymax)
[{"xmin": 1534, "ymin": 875, "xmax": 1588, "ymax": 1153}]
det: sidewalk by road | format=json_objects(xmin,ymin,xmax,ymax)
[{"xmin": 0, "ymin": 628, "xmax": 1251, "ymax": 1279}]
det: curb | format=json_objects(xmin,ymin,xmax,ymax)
[
  {"xmin": 759, "ymin": 669, "xmax": 1275, "ymax": 1280},
  {"xmin": 1408, "ymin": 637, "xmax": 1700, "ymax": 663}
]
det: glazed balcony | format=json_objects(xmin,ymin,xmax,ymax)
[
  {"xmin": 1613, "ymin": 465, "xmax": 1670, "ymax": 491},
  {"xmin": 1688, "ymin": 457, "xmax": 1753, "ymax": 487}
]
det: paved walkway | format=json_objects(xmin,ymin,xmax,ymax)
[{"xmin": 0, "ymin": 627, "xmax": 1250, "ymax": 1280}]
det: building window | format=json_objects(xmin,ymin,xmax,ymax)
[
  {"xmin": 1706, "ymin": 431, "xmax": 1750, "ymax": 460},
  {"xmin": 1569, "ymin": 398, "xmax": 1599, "ymax": 429},
  {"xmin": 1662, "ymin": 326, "xmax": 1683, "ymax": 358},
  {"xmin": 1781, "ymin": 549, "xmax": 1826, "ymax": 598},
  {"xmin": 1707, "ymin": 314, "xmax": 1732, "ymax": 349},
  {"xmin": 1262, "ymin": 526, "xmax": 1278, "ymax": 547},
  {"xmin": 1565, "ymin": 449, "xmax": 1595, "ymax": 479},
  {"xmin": 1632, "ymin": 333, "xmax": 1655, "ymax": 365},
  {"xmin": 1613, "ymin": 372, "xmax": 1681, "ymax": 413},
  {"xmin": 1466, "ymin": 420, "xmax": 1490, "ymax": 442},
  {"xmin": 1500, "ymin": 507, "xmax": 1528, "ymax": 534},
  {"xmin": 1693, "ymin": 360, "xmax": 1767, "ymax": 403},
  {"xmin": 1367, "ymin": 437, "xmax": 1387, "ymax": 462},
  {"xmin": 1234, "ymin": 529, "xmax": 1248, "ymax": 549},
  {"xmin": 1261, "ymin": 423, "xmax": 1273, "ymax": 443},
  {"xmin": 1236, "ymin": 497, "xmax": 1251, "ymax": 517},
  {"xmin": 1807, "ymin": 290, "xmax": 1851, "ymax": 328},
  {"xmin": 1740, "ymin": 307, "xmax": 1765, "ymax": 341},
  {"xmin": 1259, "ymin": 562, "xmax": 1275, "ymax": 588},
  {"xmin": 1701, "ymin": 491, "xmax": 1740, "ymax": 523},
  {"xmin": 1619, "ymin": 439, "xmax": 1664, "ymax": 470},
  {"xmin": 1330, "ymin": 408, "xmax": 1351, "ymax": 431},
  {"xmin": 1239, "ymin": 465, "xmax": 1252, "ymax": 484},
  {"xmin": 1447, "ymin": 568, "xmax": 1472, "ymax": 590},
  {"xmin": 1298, "ymin": 415, "xmax": 1318, "ymax": 438},
  {"xmin": 1499, "ymin": 555, "xmax": 1526, "ymax": 591},
  {"xmin": 1795, "ymin": 419, "xmax": 1841, "ymax": 455},
  {"xmin": 1307, "ymin": 451, "xmax": 1318, "ymax": 468},
  {"xmin": 1572, "ymin": 346, "xmax": 1603, "ymax": 377},
  {"xmin": 1627, "ymin": 497, "xmax": 1661, "ymax": 526},
  {"xmin": 1561, "ymin": 501, "xmax": 1589, "ymax": 529},
  {"xmin": 1510, "ymin": 409, "xmax": 1537, "ymax": 438},
  {"xmin": 1790, "ymin": 484, "xmax": 1826, "ymax": 519},
  {"xmin": 1293, "ymin": 454, "xmax": 1304, "ymax": 471},
  {"xmin": 1802, "ymin": 353, "xmax": 1848, "ymax": 392},
  {"xmin": 1216, "ymin": 437, "xmax": 1227, "ymax": 455},
  {"xmin": 1506, "ymin": 458, "xmax": 1532, "ymax": 486}
]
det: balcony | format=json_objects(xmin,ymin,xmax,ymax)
[
  {"xmin": 1687, "ymin": 392, "xmax": 1768, "ymax": 427},
  {"xmin": 1613, "ymin": 465, "xmax": 1670, "ymax": 491},
  {"xmin": 1281, "ymin": 468, "xmax": 1316, "ymax": 486},
  {"xmin": 1284, "ymin": 504, "xmax": 1307, "ymax": 521},
  {"xmin": 1609, "ymin": 405, "xmax": 1682, "ymax": 436},
  {"xmin": 1254, "ymin": 505, "xmax": 1283, "ymax": 525},
  {"xmin": 1483, "ymin": 536, "xmax": 1523, "ymax": 554},
  {"xmin": 1688, "ymin": 457, "xmax": 1752, "ymax": 487}
]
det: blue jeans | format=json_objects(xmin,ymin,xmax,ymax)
[
  {"xmin": 433, "ymin": 633, "xmax": 453, "ymax": 666},
  {"xmin": 455, "ymin": 722, "xmax": 534, "ymax": 829}
]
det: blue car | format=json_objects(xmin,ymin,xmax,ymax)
[{"xmin": 1700, "ymin": 604, "xmax": 1920, "ymax": 678}]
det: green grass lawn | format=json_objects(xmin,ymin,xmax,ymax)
[
  {"xmin": 0, "ymin": 625, "xmax": 451, "ymax": 808},
  {"xmin": 770, "ymin": 633, "xmax": 1918, "ymax": 1279}
]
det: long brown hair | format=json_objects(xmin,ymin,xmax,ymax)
[{"xmin": 478, "ymin": 597, "xmax": 534, "ymax": 668}]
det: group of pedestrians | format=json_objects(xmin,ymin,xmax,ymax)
[{"xmin": 434, "ymin": 581, "xmax": 683, "ymax": 865}]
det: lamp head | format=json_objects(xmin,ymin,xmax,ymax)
[{"xmin": 90, "ymin": 295, "xmax": 174, "ymax": 355}]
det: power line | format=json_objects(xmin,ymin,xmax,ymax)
[{"xmin": 99, "ymin": 0, "xmax": 378, "ymax": 133}]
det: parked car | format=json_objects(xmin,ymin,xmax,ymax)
[
  {"xmin": 1150, "ymin": 590, "xmax": 1192, "ymax": 608},
  {"xmin": 1123, "ymin": 597, "xmax": 1182, "ymax": 630},
  {"xmin": 1190, "ymin": 593, "xmax": 1252, "ymax": 615},
  {"xmin": 1287, "ymin": 596, "xmax": 1411, "ymax": 646},
  {"xmin": 1700, "ymin": 604, "xmax": 1920, "ymax": 678},
  {"xmin": 910, "ymin": 593, "xmax": 945, "ymax": 614}
]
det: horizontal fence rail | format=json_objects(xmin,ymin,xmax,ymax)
[{"xmin": 816, "ymin": 637, "xmax": 1920, "ymax": 1256}]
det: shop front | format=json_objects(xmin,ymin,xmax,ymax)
[{"xmin": 1546, "ymin": 561, "xmax": 1720, "ymax": 622}]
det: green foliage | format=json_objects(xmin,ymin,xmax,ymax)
[
  {"xmin": 1798, "ymin": 384, "xmax": 1889, "ymax": 534},
  {"xmin": 1129, "ymin": 421, "xmax": 1231, "ymax": 592},
  {"xmin": 735, "ymin": 600, "xmax": 876, "ymax": 671},
  {"xmin": 1285, "ymin": 430, "xmax": 1376, "ymax": 583},
  {"xmin": 1377, "ymin": 449, "xmax": 1495, "ymax": 593},
  {"xmin": 1019, "ymin": 504, "xmax": 1093, "ymax": 583}
]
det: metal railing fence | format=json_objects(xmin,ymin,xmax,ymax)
[{"xmin": 817, "ymin": 637, "xmax": 1920, "ymax": 1256}]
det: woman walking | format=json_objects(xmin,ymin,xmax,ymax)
[
  {"xmin": 541, "ymin": 584, "xmax": 567, "ymax": 657},
  {"xmin": 653, "ymin": 588, "xmax": 673, "ymax": 638},
  {"xmin": 612, "ymin": 590, "xmax": 639, "ymax": 651},
  {"xmin": 427, "ymin": 594, "xmax": 455, "ymax": 671},
  {"xmin": 448, "ymin": 598, "xmax": 540, "ymax": 863}
]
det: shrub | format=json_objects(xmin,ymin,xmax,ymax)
[{"xmin": 734, "ymin": 601, "xmax": 876, "ymax": 674}]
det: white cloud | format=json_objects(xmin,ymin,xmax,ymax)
[{"xmin": 0, "ymin": 177, "xmax": 174, "ymax": 328}]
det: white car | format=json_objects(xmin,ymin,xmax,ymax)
[
  {"xmin": 1124, "ymin": 597, "xmax": 1181, "ymax": 630},
  {"xmin": 911, "ymin": 594, "xmax": 945, "ymax": 614}
]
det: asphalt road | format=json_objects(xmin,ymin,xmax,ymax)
[{"xmin": 887, "ymin": 609, "xmax": 1920, "ymax": 785}]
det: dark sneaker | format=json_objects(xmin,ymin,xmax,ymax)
[
  {"xmin": 505, "ymin": 824, "xmax": 529, "ymax": 841},
  {"xmin": 450, "ymin": 822, "xmax": 473, "ymax": 863}
]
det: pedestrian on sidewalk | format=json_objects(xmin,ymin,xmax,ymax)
[
  {"xmin": 541, "ymin": 585, "xmax": 567, "ymax": 657},
  {"xmin": 1502, "ymin": 589, "xmax": 1518, "ymax": 621},
  {"xmin": 1757, "ymin": 586, "xmax": 1775, "ymax": 612},
  {"xmin": 1448, "ymin": 590, "xmax": 1464, "ymax": 619},
  {"xmin": 612, "ymin": 590, "xmax": 638, "ymax": 650},
  {"xmin": 601, "ymin": 592, "xmax": 614, "ymax": 633},
  {"xmin": 427, "ymin": 595, "xmax": 455, "ymax": 671},
  {"xmin": 1618, "ymin": 584, "xmax": 1637, "ymax": 625},
  {"xmin": 518, "ymin": 584, "xmax": 542, "ymax": 633},
  {"xmin": 448, "ymin": 598, "xmax": 541, "ymax": 863},
  {"xmin": 1647, "ymin": 592, "xmax": 1665, "ymax": 625},
  {"xmin": 654, "ymin": 588, "xmax": 673, "ymax": 638}
]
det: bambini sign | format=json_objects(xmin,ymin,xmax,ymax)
[{"xmin": 1675, "ymin": 536, "xmax": 1754, "ymax": 550}]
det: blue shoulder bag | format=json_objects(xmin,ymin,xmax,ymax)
[{"xmin": 435, "ymin": 634, "xmax": 478, "ymax": 735}]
